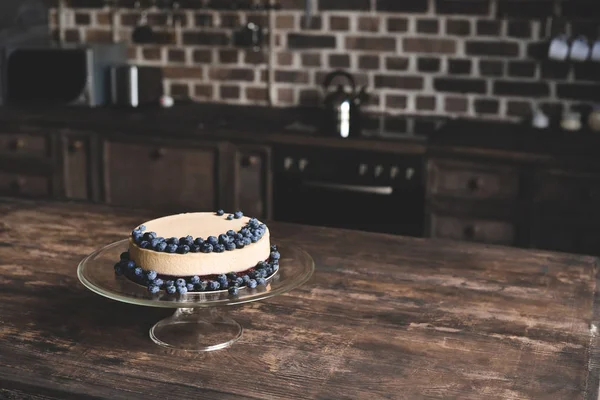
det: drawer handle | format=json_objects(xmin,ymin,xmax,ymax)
[
  {"xmin": 240, "ymin": 155, "xmax": 259, "ymax": 168},
  {"xmin": 10, "ymin": 177, "xmax": 26, "ymax": 192},
  {"xmin": 463, "ymin": 224, "xmax": 477, "ymax": 239},
  {"xmin": 151, "ymin": 148, "xmax": 166, "ymax": 159},
  {"xmin": 10, "ymin": 139, "xmax": 26, "ymax": 150},
  {"xmin": 467, "ymin": 177, "xmax": 481, "ymax": 192},
  {"xmin": 68, "ymin": 140, "xmax": 84, "ymax": 153}
]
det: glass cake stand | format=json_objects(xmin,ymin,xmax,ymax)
[{"xmin": 77, "ymin": 239, "xmax": 314, "ymax": 352}]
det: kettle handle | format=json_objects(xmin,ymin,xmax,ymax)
[{"xmin": 322, "ymin": 70, "xmax": 356, "ymax": 93}]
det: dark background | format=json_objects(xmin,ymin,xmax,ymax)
[{"xmin": 0, "ymin": 0, "xmax": 48, "ymax": 45}]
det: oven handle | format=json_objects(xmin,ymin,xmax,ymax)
[{"xmin": 302, "ymin": 180, "xmax": 394, "ymax": 195}]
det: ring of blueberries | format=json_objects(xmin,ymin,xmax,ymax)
[
  {"xmin": 114, "ymin": 244, "xmax": 281, "ymax": 297},
  {"xmin": 130, "ymin": 210, "xmax": 266, "ymax": 254}
]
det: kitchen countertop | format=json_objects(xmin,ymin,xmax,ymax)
[{"xmin": 1, "ymin": 197, "xmax": 599, "ymax": 399}]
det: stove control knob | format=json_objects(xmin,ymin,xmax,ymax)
[
  {"xmin": 390, "ymin": 166, "xmax": 399, "ymax": 179},
  {"xmin": 374, "ymin": 165, "xmax": 384, "ymax": 177},
  {"xmin": 359, "ymin": 163, "xmax": 368, "ymax": 176},
  {"xmin": 284, "ymin": 157, "xmax": 294, "ymax": 170},
  {"xmin": 406, "ymin": 167, "xmax": 415, "ymax": 180},
  {"xmin": 298, "ymin": 158, "xmax": 309, "ymax": 172}
]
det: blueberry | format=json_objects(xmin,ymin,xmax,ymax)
[
  {"xmin": 233, "ymin": 277, "xmax": 244, "ymax": 286},
  {"xmin": 126, "ymin": 260, "xmax": 136, "ymax": 270},
  {"xmin": 214, "ymin": 244, "xmax": 225, "ymax": 253},
  {"xmin": 166, "ymin": 285, "xmax": 177, "ymax": 294},
  {"xmin": 190, "ymin": 244, "xmax": 201, "ymax": 253},
  {"xmin": 226, "ymin": 214, "xmax": 234, "ymax": 220},
  {"xmin": 217, "ymin": 274, "xmax": 227, "ymax": 283},
  {"xmin": 114, "ymin": 264, "xmax": 123, "ymax": 275},
  {"xmin": 264, "ymin": 267, "xmax": 273, "ymax": 276},
  {"xmin": 272, "ymin": 264, "xmax": 279, "ymax": 272},
  {"xmin": 257, "ymin": 277, "xmax": 266, "ymax": 286},
  {"xmin": 166, "ymin": 243, "xmax": 178, "ymax": 253},
  {"xmin": 270, "ymin": 244, "xmax": 278, "ymax": 251},
  {"xmin": 234, "ymin": 211, "xmax": 243, "ymax": 219},
  {"xmin": 270, "ymin": 251, "xmax": 281, "ymax": 260},
  {"xmin": 154, "ymin": 278, "xmax": 164, "ymax": 287},
  {"xmin": 143, "ymin": 232, "xmax": 156, "ymax": 241},
  {"xmin": 225, "ymin": 242, "xmax": 236, "ymax": 251},
  {"xmin": 177, "ymin": 286, "xmax": 188, "ymax": 295},
  {"xmin": 208, "ymin": 281, "xmax": 220, "ymax": 291},
  {"xmin": 249, "ymin": 270, "xmax": 258, "ymax": 279},
  {"xmin": 195, "ymin": 281, "xmax": 208, "ymax": 291},
  {"xmin": 150, "ymin": 237, "xmax": 162, "ymax": 248},
  {"xmin": 228, "ymin": 287, "xmax": 239, "ymax": 296},
  {"xmin": 148, "ymin": 285, "xmax": 160, "ymax": 294},
  {"xmin": 256, "ymin": 261, "xmax": 268, "ymax": 270},
  {"xmin": 227, "ymin": 272, "xmax": 238, "ymax": 280},
  {"xmin": 174, "ymin": 278, "xmax": 185, "ymax": 287},
  {"xmin": 134, "ymin": 267, "xmax": 143, "ymax": 277},
  {"xmin": 247, "ymin": 279, "xmax": 257, "ymax": 288},
  {"xmin": 235, "ymin": 233, "xmax": 244, "ymax": 241},
  {"xmin": 177, "ymin": 245, "xmax": 190, "ymax": 254},
  {"xmin": 242, "ymin": 275, "xmax": 250, "ymax": 283},
  {"xmin": 250, "ymin": 235, "xmax": 259, "ymax": 243},
  {"xmin": 201, "ymin": 243, "xmax": 213, "ymax": 253},
  {"xmin": 248, "ymin": 218, "xmax": 260, "ymax": 229},
  {"xmin": 155, "ymin": 241, "xmax": 167, "ymax": 252},
  {"xmin": 218, "ymin": 234, "xmax": 230, "ymax": 244},
  {"xmin": 207, "ymin": 236, "xmax": 218, "ymax": 246},
  {"xmin": 167, "ymin": 237, "xmax": 179, "ymax": 245},
  {"xmin": 186, "ymin": 283, "xmax": 195, "ymax": 291},
  {"xmin": 235, "ymin": 240, "xmax": 245, "ymax": 249},
  {"xmin": 132, "ymin": 231, "xmax": 143, "ymax": 243},
  {"xmin": 226, "ymin": 230, "xmax": 236, "ymax": 237},
  {"xmin": 243, "ymin": 237, "xmax": 252, "ymax": 246},
  {"xmin": 138, "ymin": 225, "xmax": 147, "ymax": 232},
  {"xmin": 216, "ymin": 209, "xmax": 224, "ymax": 216},
  {"xmin": 194, "ymin": 237, "xmax": 204, "ymax": 246},
  {"xmin": 190, "ymin": 275, "xmax": 200, "ymax": 284},
  {"xmin": 181, "ymin": 235, "xmax": 194, "ymax": 246},
  {"xmin": 146, "ymin": 270, "xmax": 158, "ymax": 281},
  {"xmin": 256, "ymin": 269, "xmax": 266, "ymax": 278},
  {"xmin": 120, "ymin": 251, "xmax": 130, "ymax": 260},
  {"xmin": 139, "ymin": 240, "xmax": 150, "ymax": 249},
  {"xmin": 165, "ymin": 280, "xmax": 175, "ymax": 287},
  {"xmin": 220, "ymin": 280, "xmax": 229, "ymax": 289},
  {"xmin": 240, "ymin": 228, "xmax": 250, "ymax": 237}
]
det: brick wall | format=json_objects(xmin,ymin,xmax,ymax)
[{"xmin": 49, "ymin": 0, "xmax": 600, "ymax": 122}]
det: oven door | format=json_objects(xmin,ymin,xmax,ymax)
[{"xmin": 273, "ymin": 175, "xmax": 424, "ymax": 236}]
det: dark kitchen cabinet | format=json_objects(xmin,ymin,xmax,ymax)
[
  {"xmin": 0, "ymin": 171, "xmax": 51, "ymax": 197},
  {"xmin": 103, "ymin": 140, "xmax": 223, "ymax": 212},
  {"xmin": 429, "ymin": 213, "xmax": 516, "ymax": 246},
  {"xmin": 60, "ymin": 134, "xmax": 94, "ymax": 200},
  {"xmin": 0, "ymin": 132, "xmax": 50, "ymax": 159},
  {"xmin": 234, "ymin": 145, "xmax": 271, "ymax": 220}
]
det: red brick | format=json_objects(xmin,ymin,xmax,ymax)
[{"xmin": 403, "ymin": 37, "xmax": 456, "ymax": 54}]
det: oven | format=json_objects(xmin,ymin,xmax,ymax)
[{"xmin": 272, "ymin": 145, "xmax": 425, "ymax": 236}]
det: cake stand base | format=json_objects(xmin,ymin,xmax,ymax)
[{"xmin": 149, "ymin": 307, "xmax": 242, "ymax": 352}]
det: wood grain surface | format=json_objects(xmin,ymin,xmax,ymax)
[{"xmin": 1, "ymin": 197, "xmax": 599, "ymax": 400}]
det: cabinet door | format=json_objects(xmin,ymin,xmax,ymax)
[
  {"xmin": 61, "ymin": 135, "xmax": 91, "ymax": 200},
  {"xmin": 104, "ymin": 141, "xmax": 220, "ymax": 212},
  {"xmin": 429, "ymin": 213, "xmax": 516, "ymax": 245},
  {"xmin": 235, "ymin": 146, "xmax": 271, "ymax": 219}
]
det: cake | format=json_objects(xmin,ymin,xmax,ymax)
[{"xmin": 114, "ymin": 210, "xmax": 280, "ymax": 296}]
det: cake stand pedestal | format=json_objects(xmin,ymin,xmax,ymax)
[{"xmin": 77, "ymin": 239, "xmax": 314, "ymax": 352}]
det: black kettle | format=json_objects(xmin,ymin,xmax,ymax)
[{"xmin": 322, "ymin": 70, "xmax": 368, "ymax": 138}]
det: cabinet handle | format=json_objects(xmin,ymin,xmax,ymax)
[
  {"xmin": 463, "ymin": 224, "xmax": 476, "ymax": 239},
  {"xmin": 10, "ymin": 139, "xmax": 26, "ymax": 150},
  {"xmin": 240, "ymin": 155, "xmax": 259, "ymax": 168},
  {"xmin": 10, "ymin": 177, "xmax": 26, "ymax": 192},
  {"xmin": 68, "ymin": 140, "xmax": 84, "ymax": 153},
  {"xmin": 151, "ymin": 148, "xmax": 166, "ymax": 159},
  {"xmin": 467, "ymin": 177, "xmax": 481, "ymax": 192}
]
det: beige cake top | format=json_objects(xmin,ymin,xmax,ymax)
[{"xmin": 128, "ymin": 212, "xmax": 271, "ymax": 276}]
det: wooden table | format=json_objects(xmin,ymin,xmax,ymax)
[{"xmin": 1, "ymin": 198, "xmax": 599, "ymax": 400}]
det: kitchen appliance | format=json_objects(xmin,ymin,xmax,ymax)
[
  {"xmin": 273, "ymin": 145, "xmax": 425, "ymax": 236},
  {"xmin": 1, "ymin": 43, "xmax": 127, "ymax": 106},
  {"xmin": 109, "ymin": 65, "xmax": 164, "ymax": 108},
  {"xmin": 322, "ymin": 70, "xmax": 368, "ymax": 138}
]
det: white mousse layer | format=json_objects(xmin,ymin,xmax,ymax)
[{"xmin": 128, "ymin": 212, "xmax": 270, "ymax": 276}]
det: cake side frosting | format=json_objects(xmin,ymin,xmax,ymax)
[{"xmin": 128, "ymin": 212, "xmax": 271, "ymax": 276}]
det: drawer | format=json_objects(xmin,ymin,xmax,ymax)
[
  {"xmin": 429, "ymin": 214, "xmax": 515, "ymax": 245},
  {"xmin": 428, "ymin": 159, "xmax": 519, "ymax": 201},
  {"xmin": 533, "ymin": 170, "xmax": 600, "ymax": 206},
  {"xmin": 0, "ymin": 133, "xmax": 49, "ymax": 158},
  {"xmin": 0, "ymin": 172, "xmax": 50, "ymax": 197}
]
